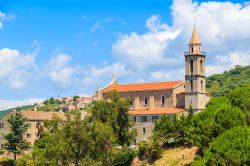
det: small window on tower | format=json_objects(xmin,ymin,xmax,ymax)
[
  {"xmin": 191, "ymin": 47, "xmax": 194, "ymax": 53},
  {"xmin": 201, "ymin": 80, "xmax": 203, "ymax": 91},
  {"xmin": 200, "ymin": 59, "xmax": 203, "ymax": 74}
]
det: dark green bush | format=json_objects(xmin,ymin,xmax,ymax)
[{"xmin": 112, "ymin": 148, "xmax": 137, "ymax": 166}]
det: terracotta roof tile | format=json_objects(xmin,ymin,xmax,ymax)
[
  {"xmin": 103, "ymin": 80, "xmax": 184, "ymax": 93},
  {"xmin": 129, "ymin": 107, "xmax": 184, "ymax": 115},
  {"xmin": 21, "ymin": 111, "xmax": 66, "ymax": 121}
]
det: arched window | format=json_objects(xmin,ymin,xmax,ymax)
[
  {"xmin": 200, "ymin": 59, "xmax": 203, "ymax": 74},
  {"xmin": 144, "ymin": 97, "xmax": 148, "ymax": 106},
  {"xmin": 190, "ymin": 80, "xmax": 193, "ymax": 91},
  {"xmin": 201, "ymin": 80, "xmax": 203, "ymax": 91},
  {"xmin": 161, "ymin": 96, "xmax": 165, "ymax": 105},
  {"xmin": 190, "ymin": 60, "xmax": 194, "ymax": 75},
  {"xmin": 191, "ymin": 46, "xmax": 194, "ymax": 53}
]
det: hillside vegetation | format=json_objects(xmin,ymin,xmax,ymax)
[
  {"xmin": 143, "ymin": 82, "xmax": 250, "ymax": 165},
  {"xmin": 206, "ymin": 65, "xmax": 250, "ymax": 96}
]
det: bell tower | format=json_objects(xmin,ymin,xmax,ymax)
[{"xmin": 184, "ymin": 25, "xmax": 208, "ymax": 112}]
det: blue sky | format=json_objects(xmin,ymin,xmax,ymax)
[{"xmin": 0, "ymin": 0, "xmax": 250, "ymax": 109}]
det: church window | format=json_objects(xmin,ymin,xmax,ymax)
[
  {"xmin": 152, "ymin": 116, "xmax": 158, "ymax": 122},
  {"xmin": 141, "ymin": 116, "xmax": 147, "ymax": 123},
  {"xmin": 200, "ymin": 59, "xmax": 203, "ymax": 74},
  {"xmin": 142, "ymin": 127, "xmax": 146, "ymax": 134},
  {"xmin": 26, "ymin": 133, "xmax": 31, "ymax": 139},
  {"xmin": 191, "ymin": 47, "xmax": 194, "ymax": 53},
  {"xmin": 201, "ymin": 80, "xmax": 203, "ymax": 91},
  {"xmin": 36, "ymin": 122, "xmax": 41, "ymax": 129},
  {"xmin": 133, "ymin": 117, "xmax": 136, "ymax": 123},
  {"xmin": 144, "ymin": 97, "xmax": 148, "ymax": 106},
  {"xmin": 190, "ymin": 80, "xmax": 193, "ymax": 91},
  {"xmin": 190, "ymin": 60, "xmax": 194, "ymax": 75},
  {"xmin": 161, "ymin": 96, "xmax": 165, "ymax": 105}
]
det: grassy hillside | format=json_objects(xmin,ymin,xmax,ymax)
[{"xmin": 206, "ymin": 65, "xmax": 250, "ymax": 96}]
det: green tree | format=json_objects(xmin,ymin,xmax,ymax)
[
  {"xmin": 186, "ymin": 97, "xmax": 246, "ymax": 153},
  {"xmin": 26, "ymin": 110, "xmax": 116, "ymax": 166},
  {"xmin": 192, "ymin": 126, "xmax": 250, "ymax": 166},
  {"xmin": 3, "ymin": 110, "xmax": 30, "ymax": 160},
  {"xmin": 89, "ymin": 91, "xmax": 136, "ymax": 146},
  {"xmin": 153, "ymin": 114, "xmax": 174, "ymax": 147},
  {"xmin": 227, "ymin": 86, "xmax": 250, "ymax": 125}
]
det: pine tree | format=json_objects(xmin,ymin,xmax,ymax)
[{"xmin": 3, "ymin": 109, "xmax": 30, "ymax": 160}]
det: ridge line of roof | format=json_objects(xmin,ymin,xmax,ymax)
[{"xmin": 117, "ymin": 80, "xmax": 184, "ymax": 86}]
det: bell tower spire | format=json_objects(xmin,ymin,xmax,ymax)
[{"xmin": 184, "ymin": 24, "xmax": 208, "ymax": 113}]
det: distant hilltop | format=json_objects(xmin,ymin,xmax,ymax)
[{"xmin": 0, "ymin": 95, "xmax": 95, "ymax": 112}]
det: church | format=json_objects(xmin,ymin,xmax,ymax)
[{"xmin": 96, "ymin": 26, "xmax": 210, "ymax": 142}]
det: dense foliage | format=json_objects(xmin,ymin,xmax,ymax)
[
  {"xmin": 37, "ymin": 97, "xmax": 63, "ymax": 112},
  {"xmin": 89, "ymin": 91, "xmax": 137, "ymax": 146},
  {"xmin": 186, "ymin": 97, "xmax": 246, "ymax": 152},
  {"xmin": 15, "ymin": 91, "xmax": 136, "ymax": 166},
  {"xmin": 206, "ymin": 65, "xmax": 250, "ymax": 96},
  {"xmin": 149, "ymin": 84, "xmax": 250, "ymax": 165},
  {"xmin": 192, "ymin": 126, "xmax": 250, "ymax": 165}
]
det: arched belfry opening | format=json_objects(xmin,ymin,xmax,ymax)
[{"xmin": 190, "ymin": 60, "xmax": 194, "ymax": 75}]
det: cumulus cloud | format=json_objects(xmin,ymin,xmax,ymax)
[
  {"xmin": 112, "ymin": 15, "xmax": 181, "ymax": 70},
  {"xmin": 150, "ymin": 68, "xmax": 185, "ymax": 81},
  {"xmin": 48, "ymin": 54, "xmax": 83, "ymax": 88},
  {"xmin": 112, "ymin": 0, "xmax": 250, "ymax": 80},
  {"xmin": 83, "ymin": 63, "xmax": 127, "ymax": 86},
  {"xmin": 0, "ymin": 48, "xmax": 36, "ymax": 89},
  {"xmin": 0, "ymin": 98, "xmax": 45, "ymax": 110}
]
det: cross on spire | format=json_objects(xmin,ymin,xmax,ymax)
[{"xmin": 112, "ymin": 72, "xmax": 118, "ymax": 82}]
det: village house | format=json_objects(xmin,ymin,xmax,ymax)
[
  {"xmin": 0, "ymin": 110, "xmax": 66, "ymax": 158},
  {"xmin": 96, "ymin": 26, "xmax": 210, "ymax": 142}
]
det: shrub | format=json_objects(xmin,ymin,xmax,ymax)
[
  {"xmin": 138, "ymin": 142, "xmax": 147, "ymax": 160},
  {"xmin": 112, "ymin": 148, "xmax": 137, "ymax": 166},
  {"xmin": 0, "ymin": 158, "xmax": 14, "ymax": 166}
]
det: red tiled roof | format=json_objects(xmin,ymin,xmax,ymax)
[
  {"xmin": 103, "ymin": 80, "xmax": 184, "ymax": 93},
  {"xmin": 129, "ymin": 107, "xmax": 184, "ymax": 115},
  {"xmin": 21, "ymin": 111, "xmax": 66, "ymax": 121}
]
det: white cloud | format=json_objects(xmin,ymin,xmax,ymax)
[
  {"xmin": 91, "ymin": 15, "xmax": 114, "ymax": 33},
  {"xmin": 112, "ymin": 15, "xmax": 181, "ymax": 70},
  {"xmin": 0, "ymin": 48, "xmax": 36, "ymax": 89},
  {"xmin": 83, "ymin": 63, "xmax": 127, "ymax": 86},
  {"xmin": 0, "ymin": 98, "xmax": 45, "ymax": 110},
  {"xmin": 112, "ymin": 0, "xmax": 250, "ymax": 80},
  {"xmin": 48, "ymin": 54, "xmax": 83, "ymax": 88},
  {"xmin": 0, "ymin": 11, "xmax": 14, "ymax": 29},
  {"xmin": 150, "ymin": 68, "xmax": 185, "ymax": 81},
  {"xmin": 207, "ymin": 51, "xmax": 250, "ymax": 75}
]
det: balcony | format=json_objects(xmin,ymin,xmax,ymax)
[{"xmin": 184, "ymin": 51, "xmax": 206, "ymax": 56}]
